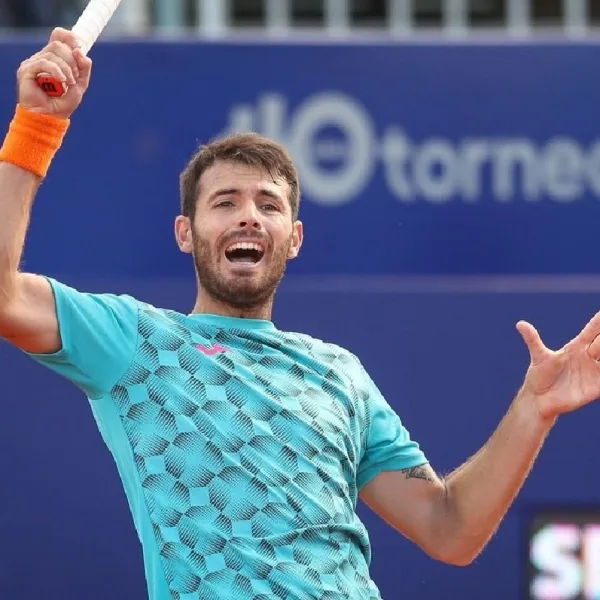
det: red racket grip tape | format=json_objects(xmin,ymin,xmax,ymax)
[{"xmin": 36, "ymin": 74, "xmax": 67, "ymax": 98}]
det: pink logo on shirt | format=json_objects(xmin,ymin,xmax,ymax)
[{"xmin": 195, "ymin": 344, "xmax": 230, "ymax": 356}]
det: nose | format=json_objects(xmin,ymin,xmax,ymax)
[{"xmin": 237, "ymin": 203, "xmax": 263, "ymax": 230}]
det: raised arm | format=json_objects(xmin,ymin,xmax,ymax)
[
  {"xmin": 360, "ymin": 312, "xmax": 600, "ymax": 566},
  {"xmin": 360, "ymin": 392, "xmax": 552, "ymax": 566},
  {"xmin": 0, "ymin": 28, "xmax": 92, "ymax": 353}
]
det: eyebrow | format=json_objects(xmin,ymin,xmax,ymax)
[{"xmin": 209, "ymin": 187, "xmax": 283, "ymax": 202}]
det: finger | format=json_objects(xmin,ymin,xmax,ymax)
[
  {"xmin": 20, "ymin": 53, "xmax": 73, "ymax": 86},
  {"xmin": 48, "ymin": 27, "xmax": 81, "ymax": 51},
  {"xmin": 44, "ymin": 40, "xmax": 80, "ymax": 78},
  {"xmin": 73, "ymin": 48, "xmax": 92, "ymax": 89},
  {"xmin": 573, "ymin": 310, "xmax": 600, "ymax": 349},
  {"xmin": 587, "ymin": 330, "xmax": 600, "ymax": 360},
  {"xmin": 19, "ymin": 58, "xmax": 67, "ymax": 85},
  {"xmin": 39, "ymin": 51, "xmax": 77, "ymax": 86},
  {"xmin": 516, "ymin": 320, "xmax": 548, "ymax": 364}
]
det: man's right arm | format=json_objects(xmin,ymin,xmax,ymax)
[
  {"xmin": 0, "ymin": 261, "xmax": 60, "ymax": 354},
  {"xmin": 0, "ymin": 28, "xmax": 92, "ymax": 354}
]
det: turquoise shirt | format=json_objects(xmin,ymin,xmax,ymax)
[{"xmin": 28, "ymin": 279, "xmax": 427, "ymax": 600}]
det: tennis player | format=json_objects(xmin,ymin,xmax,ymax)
[{"xmin": 2, "ymin": 28, "xmax": 600, "ymax": 600}]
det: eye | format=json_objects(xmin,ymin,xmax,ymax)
[
  {"xmin": 261, "ymin": 203, "xmax": 279, "ymax": 212},
  {"xmin": 216, "ymin": 200, "xmax": 234, "ymax": 208}
]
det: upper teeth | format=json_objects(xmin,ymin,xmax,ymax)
[{"xmin": 226, "ymin": 242, "xmax": 263, "ymax": 253}]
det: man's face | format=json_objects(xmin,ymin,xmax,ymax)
[{"xmin": 177, "ymin": 161, "xmax": 303, "ymax": 310}]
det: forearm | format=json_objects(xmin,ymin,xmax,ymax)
[
  {"xmin": 0, "ymin": 106, "xmax": 69, "ymax": 304},
  {"xmin": 437, "ymin": 389, "xmax": 555, "ymax": 563},
  {"xmin": 0, "ymin": 161, "xmax": 40, "ymax": 303}
]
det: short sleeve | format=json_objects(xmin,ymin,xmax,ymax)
[
  {"xmin": 26, "ymin": 277, "xmax": 139, "ymax": 400},
  {"xmin": 357, "ymin": 366, "xmax": 428, "ymax": 490}
]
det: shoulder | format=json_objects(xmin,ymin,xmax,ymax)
[
  {"xmin": 134, "ymin": 300, "xmax": 195, "ymax": 333},
  {"xmin": 278, "ymin": 328, "xmax": 364, "ymax": 374},
  {"xmin": 49, "ymin": 279, "xmax": 192, "ymax": 338},
  {"xmin": 42, "ymin": 277, "xmax": 142, "ymax": 332},
  {"xmin": 46, "ymin": 277, "xmax": 140, "ymax": 312}
]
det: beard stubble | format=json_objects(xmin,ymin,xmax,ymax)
[{"xmin": 192, "ymin": 230, "xmax": 292, "ymax": 310}]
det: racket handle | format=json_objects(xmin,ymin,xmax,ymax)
[{"xmin": 36, "ymin": 73, "xmax": 68, "ymax": 98}]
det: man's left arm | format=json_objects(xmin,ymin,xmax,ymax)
[
  {"xmin": 360, "ymin": 388, "xmax": 555, "ymax": 566},
  {"xmin": 361, "ymin": 308, "xmax": 600, "ymax": 566}
]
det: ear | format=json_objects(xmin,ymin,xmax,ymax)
[
  {"xmin": 287, "ymin": 220, "xmax": 303, "ymax": 260},
  {"xmin": 174, "ymin": 215, "xmax": 194, "ymax": 254}
]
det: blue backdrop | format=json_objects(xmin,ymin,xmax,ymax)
[
  {"xmin": 1, "ymin": 36, "xmax": 600, "ymax": 278},
  {"xmin": 0, "ymin": 35, "xmax": 599, "ymax": 600}
]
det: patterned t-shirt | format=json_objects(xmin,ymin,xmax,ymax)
[{"xmin": 28, "ymin": 279, "xmax": 427, "ymax": 600}]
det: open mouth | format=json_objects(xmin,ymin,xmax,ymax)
[{"xmin": 225, "ymin": 241, "xmax": 265, "ymax": 265}]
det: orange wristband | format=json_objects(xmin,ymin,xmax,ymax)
[{"xmin": 0, "ymin": 105, "xmax": 70, "ymax": 179}]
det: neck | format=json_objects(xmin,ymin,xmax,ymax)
[{"xmin": 190, "ymin": 290, "xmax": 274, "ymax": 321}]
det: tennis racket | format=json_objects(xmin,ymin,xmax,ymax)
[{"xmin": 36, "ymin": 0, "xmax": 122, "ymax": 97}]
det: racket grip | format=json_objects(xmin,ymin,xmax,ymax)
[{"xmin": 36, "ymin": 73, "xmax": 67, "ymax": 98}]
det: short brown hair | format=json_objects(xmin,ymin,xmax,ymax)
[{"xmin": 179, "ymin": 132, "xmax": 300, "ymax": 221}]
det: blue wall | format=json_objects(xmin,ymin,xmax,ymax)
[
  {"xmin": 1, "ymin": 36, "xmax": 600, "ymax": 600},
  {"xmin": 2, "ymin": 36, "xmax": 600, "ymax": 278}
]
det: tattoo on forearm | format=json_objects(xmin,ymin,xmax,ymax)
[{"xmin": 402, "ymin": 465, "xmax": 435, "ymax": 482}]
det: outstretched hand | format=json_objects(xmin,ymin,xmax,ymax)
[{"xmin": 517, "ymin": 311, "xmax": 600, "ymax": 420}]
